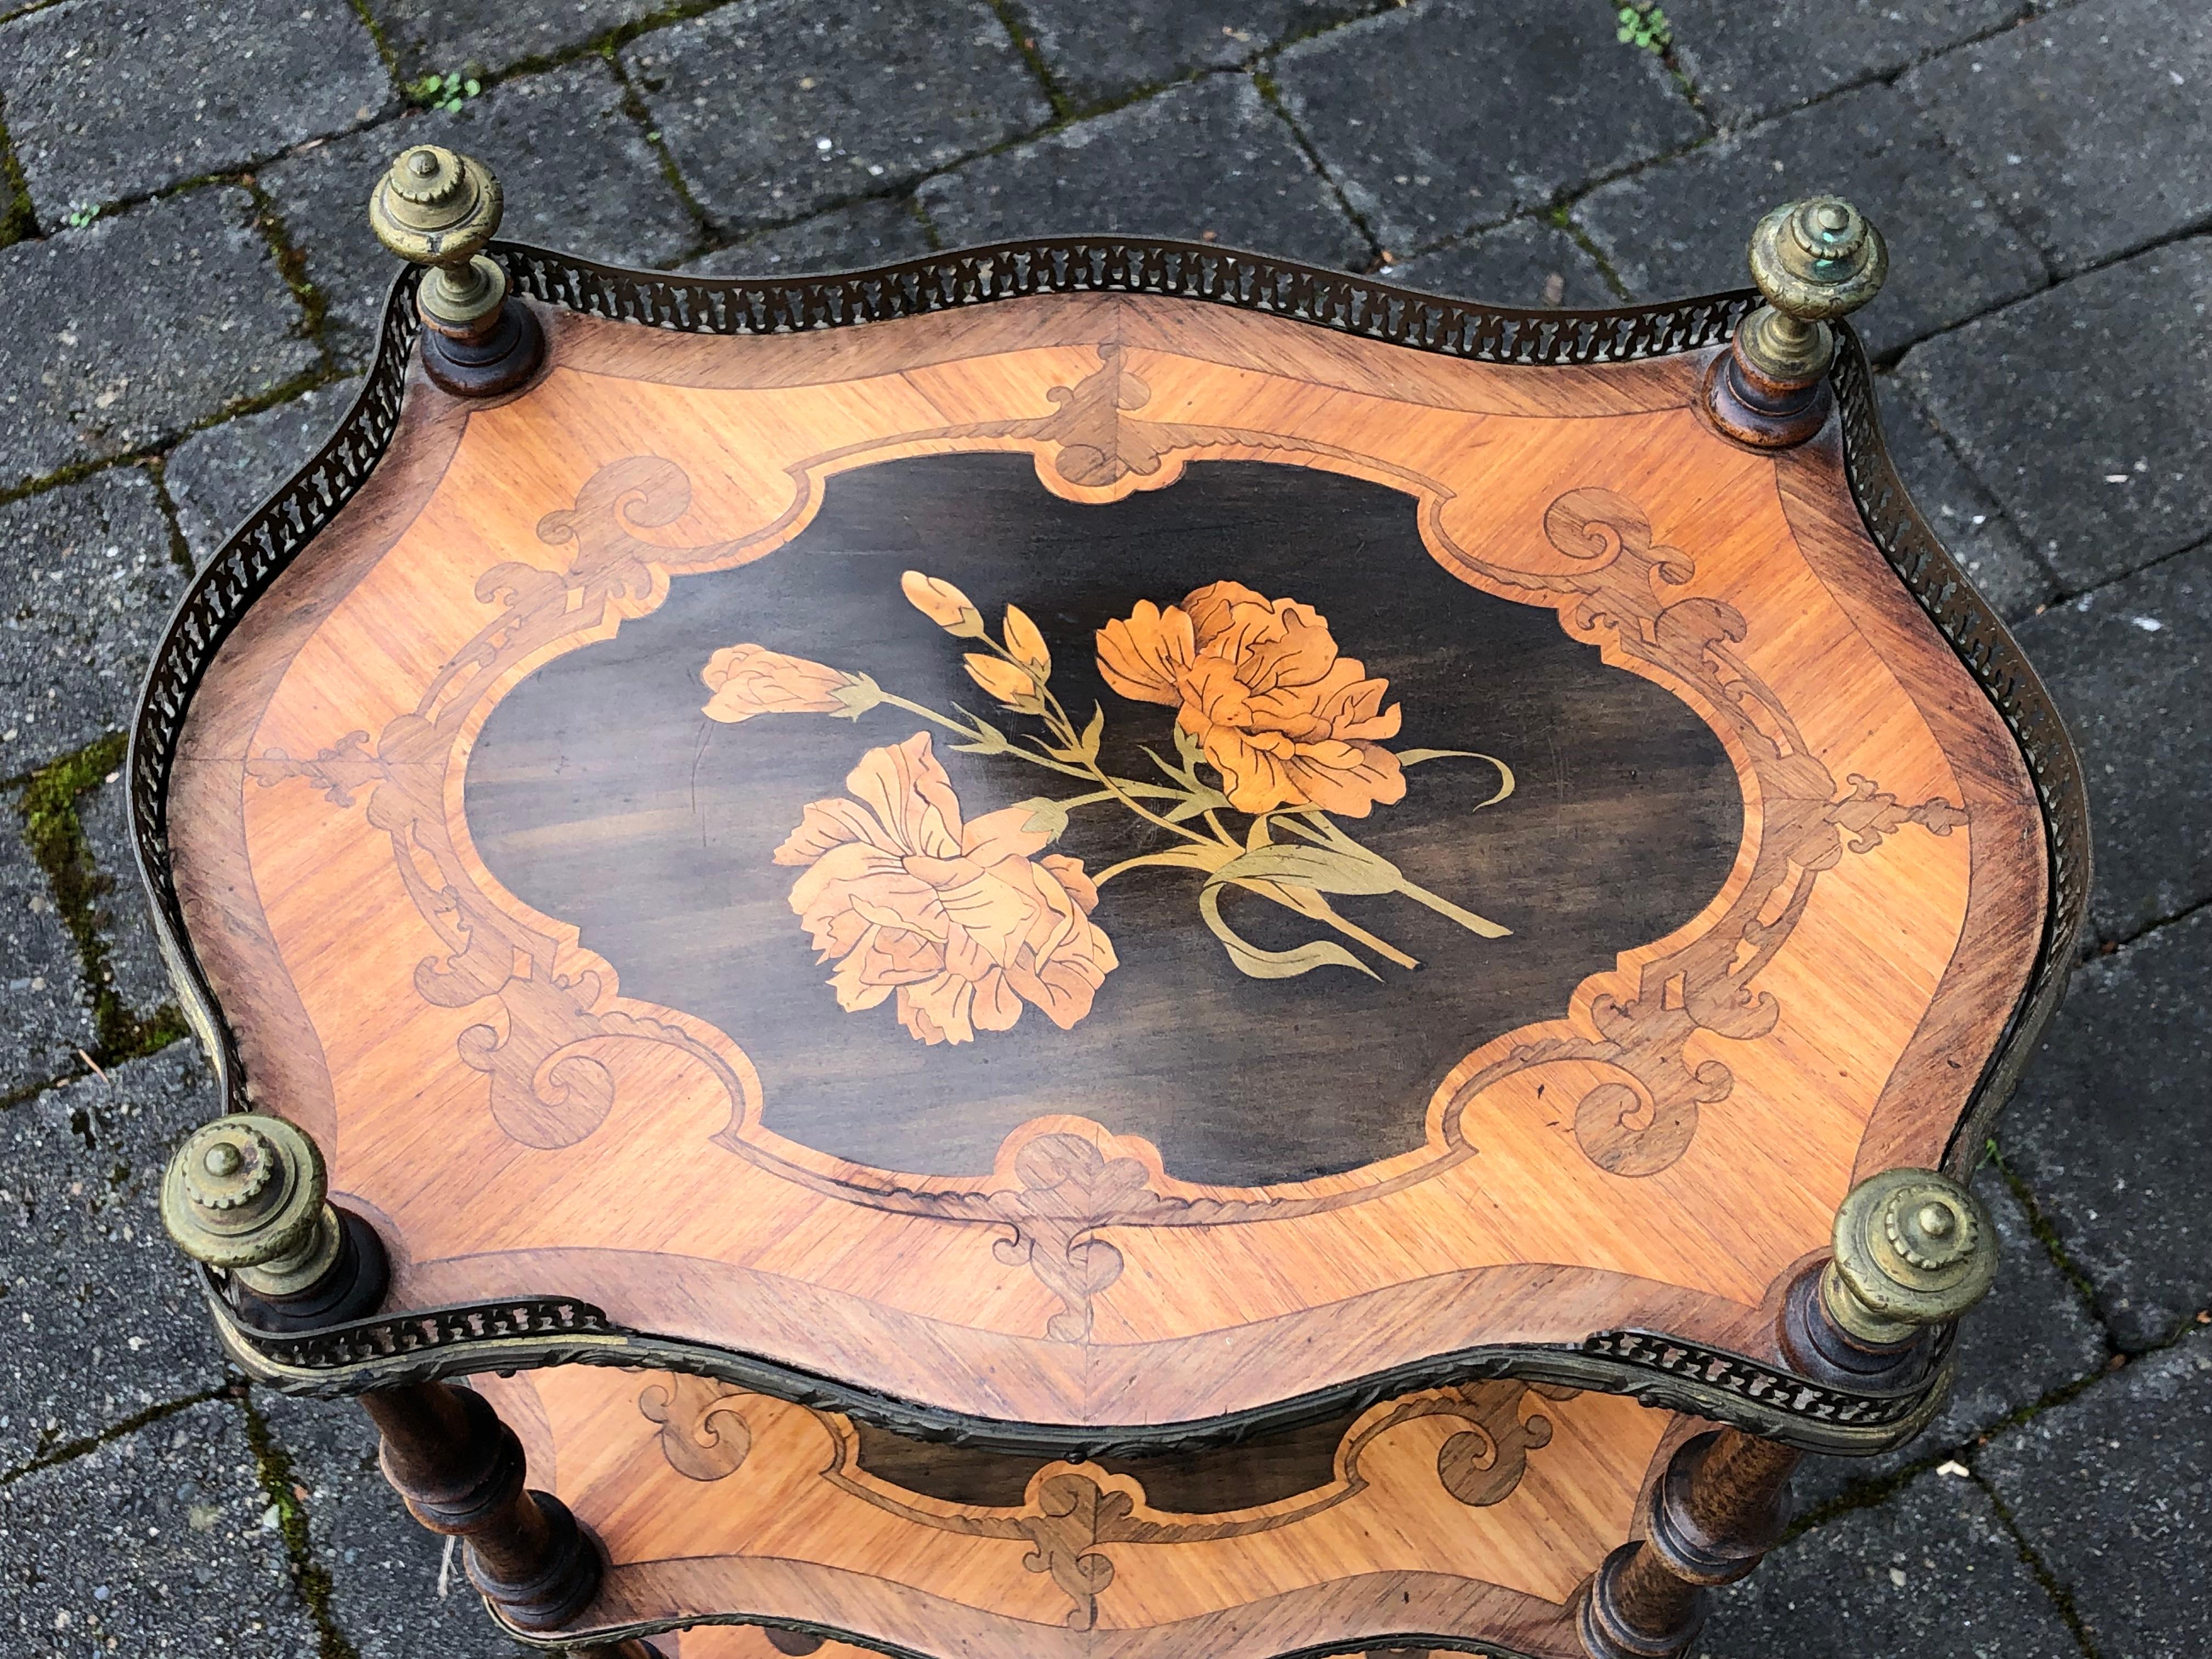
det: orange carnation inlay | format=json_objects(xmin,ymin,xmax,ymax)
[
  {"xmin": 774, "ymin": 732, "xmax": 1119, "ymax": 1044},
  {"xmin": 1095, "ymin": 581, "xmax": 1406, "ymax": 816}
]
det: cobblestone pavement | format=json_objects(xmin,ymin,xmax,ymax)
[{"xmin": 2, "ymin": 1, "xmax": 2206, "ymax": 1655}]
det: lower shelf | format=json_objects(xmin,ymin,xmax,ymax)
[{"xmin": 473, "ymin": 1365, "xmax": 1689, "ymax": 1658}]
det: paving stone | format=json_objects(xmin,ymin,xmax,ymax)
[
  {"xmin": 0, "ymin": 187, "xmax": 320, "ymax": 490},
  {"xmin": 1999, "ymin": 906, "xmax": 2212, "ymax": 1350},
  {"xmin": 1012, "ymin": 0, "xmax": 1376, "ymax": 111},
  {"xmin": 0, "ymin": 1047, "xmax": 228, "ymax": 1477},
  {"xmin": 1875, "ymin": 376, "xmax": 2055, "ymax": 623},
  {"xmin": 262, "ymin": 1390, "xmax": 533, "ymax": 1658},
  {"xmin": 261, "ymin": 60, "xmax": 695, "ymax": 366},
  {"xmin": 1664, "ymin": 0, "xmax": 2025, "ymax": 129},
  {"xmin": 919, "ymin": 75, "xmax": 1365, "ymax": 268},
  {"xmin": 77, "ymin": 776, "xmax": 174, "ymax": 1029},
  {"xmin": 1980, "ymin": 1335, "xmax": 2212, "ymax": 1659},
  {"xmin": 364, "ymin": 0, "xmax": 670, "ymax": 78},
  {"xmin": 1271, "ymin": 0, "xmax": 1703, "ymax": 253},
  {"xmin": 0, "ymin": 1397, "xmax": 313, "ymax": 1656},
  {"xmin": 1379, "ymin": 216, "xmax": 1616, "ymax": 309},
  {"xmin": 0, "ymin": 468, "xmax": 187, "ymax": 773},
  {"xmin": 1793, "ymin": 1165, "xmax": 2106, "ymax": 1511},
  {"xmin": 684, "ymin": 196, "xmax": 937, "ymax": 277},
  {"xmin": 1903, "ymin": 238, "xmax": 2212, "ymax": 590},
  {"xmin": 0, "ymin": 800, "xmax": 94, "ymax": 1100},
  {"xmin": 2016, "ymin": 547, "xmax": 2211, "ymax": 944},
  {"xmin": 1575, "ymin": 82, "xmax": 2044, "ymax": 359},
  {"xmin": 1904, "ymin": 0, "xmax": 2212, "ymax": 276},
  {"xmin": 624, "ymin": 0, "xmax": 1052, "ymax": 238},
  {"xmin": 162, "ymin": 377, "xmax": 365, "ymax": 567},
  {"xmin": 1700, "ymin": 1463, "xmax": 2079, "ymax": 1657},
  {"xmin": 0, "ymin": 0, "xmax": 387, "ymax": 224}
]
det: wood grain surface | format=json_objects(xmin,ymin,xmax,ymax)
[
  {"xmin": 470, "ymin": 1363, "xmax": 1683, "ymax": 1657},
  {"xmin": 167, "ymin": 291, "xmax": 2045, "ymax": 1431}
]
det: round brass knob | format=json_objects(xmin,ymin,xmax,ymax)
[
  {"xmin": 1747, "ymin": 196, "xmax": 1889, "ymax": 323},
  {"xmin": 1706, "ymin": 193, "xmax": 1889, "ymax": 448},
  {"xmin": 179, "ymin": 1120, "xmax": 276, "ymax": 1211},
  {"xmin": 368, "ymin": 144, "xmax": 510, "ymax": 336},
  {"xmin": 162, "ymin": 1114, "xmax": 337, "ymax": 1295},
  {"xmin": 1823, "ymin": 1166, "xmax": 1996, "ymax": 1342},
  {"xmin": 369, "ymin": 143, "xmax": 503, "ymax": 267},
  {"xmin": 1735, "ymin": 196, "xmax": 1888, "ymax": 387},
  {"xmin": 365, "ymin": 144, "xmax": 542, "ymax": 394}
]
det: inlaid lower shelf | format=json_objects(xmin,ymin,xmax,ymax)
[{"xmin": 475, "ymin": 1365, "xmax": 1690, "ymax": 1658}]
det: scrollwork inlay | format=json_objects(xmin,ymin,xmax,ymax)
[
  {"xmin": 629, "ymin": 1374, "xmax": 1575, "ymax": 1630},
  {"xmin": 638, "ymin": 1372, "xmax": 754, "ymax": 1481},
  {"xmin": 245, "ymin": 362, "xmax": 1974, "ymax": 1339}
]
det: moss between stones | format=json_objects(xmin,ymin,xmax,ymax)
[
  {"xmin": 18, "ymin": 732, "xmax": 188, "ymax": 1068},
  {"xmin": 983, "ymin": 0, "xmax": 1073, "ymax": 122},
  {"xmin": 0, "ymin": 1387, "xmax": 224, "ymax": 1489},
  {"xmin": 244, "ymin": 181, "xmax": 334, "ymax": 362},
  {"xmin": 0, "ymin": 106, "xmax": 39, "ymax": 246},
  {"xmin": 239, "ymin": 1392, "xmax": 362, "ymax": 1659}
]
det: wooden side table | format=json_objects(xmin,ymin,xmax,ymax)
[{"xmin": 135, "ymin": 147, "xmax": 2088, "ymax": 1659}]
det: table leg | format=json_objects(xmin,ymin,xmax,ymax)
[
  {"xmin": 1578, "ymin": 1428, "xmax": 1799, "ymax": 1658},
  {"xmin": 1582, "ymin": 1164, "xmax": 2000, "ymax": 1658},
  {"xmin": 358, "ymin": 1380, "xmax": 605, "ymax": 1633}
]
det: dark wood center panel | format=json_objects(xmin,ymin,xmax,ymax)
[{"xmin": 466, "ymin": 455, "xmax": 1739, "ymax": 1185}]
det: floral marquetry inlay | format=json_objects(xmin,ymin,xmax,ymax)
[
  {"xmin": 705, "ymin": 566, "xmax": 1519, "ymax": 1043},
  {"xmin": 768, "ymin": 732, "xmax": 1121, "ymax": 1047}
]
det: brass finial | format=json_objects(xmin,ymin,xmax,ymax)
[
  {"xmin": 370, "ymin": 144, "xmax": 506, "ymax": 329},
  {"xmin": 163, "ymin": 1114, "xmax": 342, "ymax": 1300},
  {"xmin": 1705, "ymin": 195, "xmax": 1888, "ymax": 449},
  {"xmin": 368, "ymin": 145, "xmax": 543, "ymax": 396},
  {"xmin": 1820, "ymin": 1167, "xmax": 1996, "ymax": 1345}
]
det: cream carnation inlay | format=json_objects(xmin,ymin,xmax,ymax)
[{"xmin": 772, "ymin": 733, "xmax": 1119, "ymax": 1046}]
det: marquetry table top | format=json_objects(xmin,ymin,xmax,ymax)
[{"xmin": 133, "ymin": 239, "xmax": 2084, "ymax": 1455}]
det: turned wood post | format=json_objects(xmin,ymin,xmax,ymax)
[
  {"xmin": 162, "ymin": 1118, "xmax": 642, "ymax": 1646},
  {"xmin": 359, "ymin": 1379, "xmax": 608, "ymax": 1633},
  {"xmin": 1704, "ymin": 195, "xmax": 1887, "ymax": 449},
  {"xmin": 1581, "ymin": 1167, "xmax": 1996, "ymax": 1659},
  {"xmin": 161, "ymin": 1113, "xmax": 388, "ymax": 1329},
  {"xmin": 369, "ymin": 144, "xmax": 545, "ymax": 396},
  {"xmin": 1580, "ymin": 1428, "xmax": 1799, "ymax": 1659}
]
